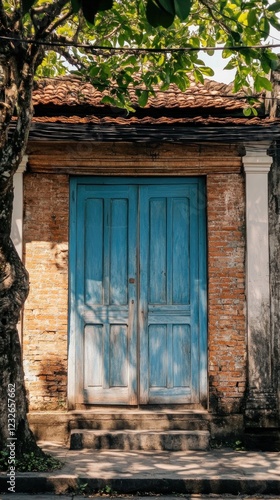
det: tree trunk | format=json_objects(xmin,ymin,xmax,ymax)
[
  {"xmin": 0, "ymin": 38, "xmax": 46, "ymax": 458},
  {"xmin": 0, "ymin": 173, "xmax": 41, "ymax": 456}
]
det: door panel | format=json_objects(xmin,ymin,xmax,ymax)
[
  {"xmin": 75, "ymin": 185, "xmax": 137, "ymax": 404},
  {"xmin": 70, "ymin": 178, "xmax": 207, "ymax": 406},
  {"xmin": 139, "ymin": 184, "xmax": 200, "ymax": 404}
]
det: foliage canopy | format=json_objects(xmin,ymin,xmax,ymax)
[{"xmin": 1, "ymin": 0, "xmax": 280, "ymax": 110}]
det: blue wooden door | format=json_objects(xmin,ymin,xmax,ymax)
[
  {"xmin": 72, "ymin": 183, "xmax": 138, "ymax": 404},
  {"xmin": 70, "ymin": 178, "xmax": 207, "ymax": 406},
  {"xmin": 139, "ymin": 183, "xmax": 206, "ymax": 404}
]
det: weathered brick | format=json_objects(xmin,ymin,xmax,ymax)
[{"xmin": 207, "ymin": 173, "xmax": 246, "ymax": 414}]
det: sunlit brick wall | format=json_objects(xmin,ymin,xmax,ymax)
[
  {"xmin": 23, "ymin": 173, "xmax": 69, "ymax": 411},
  {"xmin": 207, "ymin": 173, "xmax": 246, "ymax": 413}
]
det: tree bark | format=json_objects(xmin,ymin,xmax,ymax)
[
  {"xmin": 0, "ymin": 174, "xmax": 43, "ymax": 456},
  {"xmin": 0, "ymin": 43, "xmax": 43, "ymax": 457}
]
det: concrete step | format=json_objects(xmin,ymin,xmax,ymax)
[
  {"xmin": 68, "ymin": 410, "xmax": 210, "ymax": 431},
  {"xmin": 70, "ymin": 429, "xmax": 210, "ymax": 451}
]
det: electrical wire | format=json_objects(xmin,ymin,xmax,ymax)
[{"xmin": 2, "ymin": 35, "xmax": 280, "ymax": 53}]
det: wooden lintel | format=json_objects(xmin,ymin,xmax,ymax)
[{"xmin": 27, "ymin": 141, "xmax": 242, "ymax": 175}]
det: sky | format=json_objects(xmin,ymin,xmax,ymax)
[{"xmin": 201, "ymin": 27, "xmax": 280, "ymax": 84}]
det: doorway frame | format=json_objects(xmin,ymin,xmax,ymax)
[{"xmin": 68, "ymin": 176, "xmax": 208, "ymax": 409}]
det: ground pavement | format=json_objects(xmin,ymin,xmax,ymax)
[{"xmin": 0, "ymin": 441, "xmax": 279, "ymax": 496}]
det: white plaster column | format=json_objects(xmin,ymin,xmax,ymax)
[
  {"xmin": 243, "ymin": 143, "xmax": 277, "ymax": 425},
  {"xmin": 11, "ymin": 155, "xmax": 27, "ymax": 345},
  {"xmin": 11, "ymin": 155, "xmax": 28, "ymax": 259}
]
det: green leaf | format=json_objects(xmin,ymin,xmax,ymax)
[
  {"xmin": 260, "ymin": 54, "xmax": 272, "ymax": 73},
  {"xmin": 191, "ymin": 37, "xmax": 201, "ymax": 48},
  {"xmin": 268, "ymin": 1, "xmax": 280, "ymax": 11},
  {"xmin": 21, "ymin": 0, "xmax": 36, "ymax": 14},
  {"xmin": 71, "ymin": 0, "xmax": 82, "ymax": 13},
  {"xmin": 174, "ymin": 0, "xmax": 192, "ymax": 20},
  {"xmin": 89, "ymin": 65, "xmax": 99, "ymax": 77},
  {"xmin": 81, "ymin": 0, "xmax": 113, "ymax": 24},
  {"xmin": 173, "ymin": 74, "xmax": 188, "ymax": 91},
  {"xmin": 223, "ymin": 59, "xmax": 237, "ymax": 70},
  {"xmin": 138, "ymin": 90, "xmax": 149, "ymax": 107},
  {"xmin": 255, "ymin": 74, "xmax": 272, "ymax": 92},
  {"xmin": 243, "ymin": 107, "xmax": 252, "ymax": 116},
  {"xmin": 219, "ymin": 0, "xmax": 227, "ymax": 11},
  {"xmin": 222, "ymin": 48, "xmax": 234, "ymax": 59},
  {"xmin": 269, "ymin": 16, "xmax": 280, "ymax": 30},
  {"xmin": 158, "ymin": 54, "xmax": 165, "ymax": 66},
  {"xmin": 160, "ymin": 82, "xmax": 170, "ymax": 91},
  {"xmin": 205, "ymin": 36, "xmax": 215, "ymax": 55},
  {"xmin": 101, "ymin": 95, "xmax": 118, "ymax": 106},
  {"xmin": 265, "ymin": 51, "xmax": 279, "ymax": 71},
  {"xmin": 193, "ymin": 68, "xmax": 204, "ymax": 84},
  {"xmin": 156, "ymin": 0, "xmax": 175, "ymax": 15},
  {"xmin": 81, "ymin": 0, "xmax": 97, "ymax": 24},
  {"xmin": 238, "ymin": 11, "xmax": 249, "ymax": 25},
  {"xmin": 125, "ymin": 56, "xmax": 138, "ymax": 66},
  {"xmin": 97, "ymin": 0, "xmax": 113, "ymax": 11},
  {"xmin": 146, "ymin": 0, "xmax": 174, "ymax": 27},
  {"xmin": 231, "ymin": 31, "xmax": 241, "ymax": 43},
  {"xmin": 247, "ymin": 9, "xmax": 257, "ymax": 27},
  {"xmin": 199, "ymin": 66, "xmax": 214, "ymax": 76},
  {"xmin": 266, "ymin": 51, "xmax": 279, "ymax": 62},
  {"xmin": 260, "ymin": 16, "xmax": 270, "ymax": 38}
]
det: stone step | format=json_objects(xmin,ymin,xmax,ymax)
[
  {"xmin": 68, "ymin": 410, "xmax": 210, "ymax": 431},
  {"xmin": 70, "ymin": 429, "xmax": 210, "ymax": 451}
]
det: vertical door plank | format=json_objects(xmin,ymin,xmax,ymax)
[
  {"xmin": 149, "ymin": 198, "xmax": 167, "ymax": 304},
  {"xmin": 172, "ymin": 198, "xmax": 190, "ymax": 304},
  {"xmin": 110, "ymin": 199, "xmax": 128, "ymax": 305},
  {"xmin": 172, "ymin": 324, "xmax": 191, "ymax": 387},
  {"xmin": 149, "ymin": 324, "xmax": 167, "ymax": 387},
  {"xmin": 84, "ymin": 324, "xmax": 103, "ymax": 387},
  {"xmin": 85, "ymin": 199, "xmax": 104, "ymax": 305},
  {"xmin": 109, "ymin": 324, "xmax": 128, "ymax": 387}
]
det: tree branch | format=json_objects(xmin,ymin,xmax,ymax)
[
  {"xmin": 53, "ymin": 45, "xmax": 87, "ymax": 72},
  {"xmin": 32, "ymin": 0, "xmax": 70, "ymax": 37},
  {"xmin": 45, "ymin": 8, "xmax": 74, "ymax": 37},
  {"xmin": 102, "ymin": 24, "xmax": 122, "ymax": 41},
  {"xmin": 198, "ymin": 0, "xmax": 233, "ymax": 37},
  {"xmin": 73, "ymin": 11, "xmax": 84, "ymax": 43}
]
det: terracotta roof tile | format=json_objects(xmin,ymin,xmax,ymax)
[
  {"xmin": 32, "ymin": 114, "xmax": 278, "ymax": 127},
  {"xmin": 33, "ymin": 76, "xmax": 253, "ymax": 112}
]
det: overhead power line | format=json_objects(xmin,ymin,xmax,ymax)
[{"xmin": 1, "ymin": 35, "xmax": 280, "ymax": 53}]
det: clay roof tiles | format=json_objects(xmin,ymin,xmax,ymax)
[{"xmin": 33, "ymin": 76, "xmax": 250, "ymax": 112}]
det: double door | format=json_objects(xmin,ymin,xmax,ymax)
[{"xmin": 70, "ymin": 178, "xmax": 207, "ymax": 406}]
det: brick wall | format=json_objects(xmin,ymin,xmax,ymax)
[
  {"xmin": 23, "ymin": 169, "xmax": 246, "ymax": 413},
  {"xmin": 207, "ymin": 174, "xmax": 246, "ymax": 413},
  {"xmin": 23, "ymin": 173, "xmax": 69, "ymax": 410}
]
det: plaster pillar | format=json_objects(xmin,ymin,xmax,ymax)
[
  {"xmin": 11, "ymin": 155, "xmax": 27, "ymax": 259},
  {"xmin": 11, "ymin": 155, "xmax": 27, "ymax": 345},
  {"xmin": 243, "ymin": 143, "xmax": 277, "ymax": 426}
]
